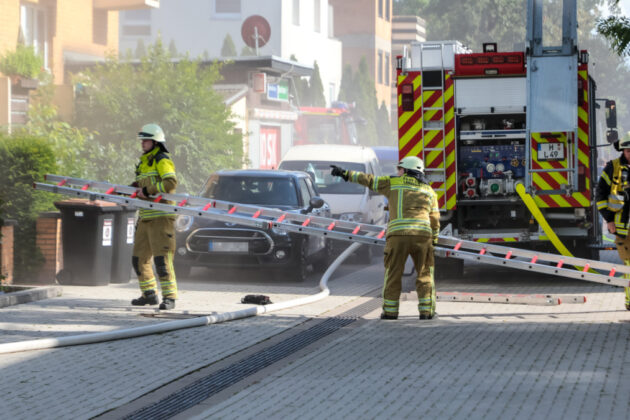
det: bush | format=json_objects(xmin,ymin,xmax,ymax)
[
  {"xmin": 0, "ymin": 44, "xmax": 43, "ymax": 79},
  {"xmin": 0, "ymin": 133, "xmax": 57, "ymax": 281}
]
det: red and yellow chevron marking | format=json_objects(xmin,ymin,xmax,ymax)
[
  {"xmin": 474, "ymin": 237, "xmax": 518, "ymax": 243},
  {"xmin": 444, "ymin": 73, "xmax": 456, "ymax": 210},
  {"xmin": 532, "ymin": 64, "xmax": 591, "ymax": 208},
  {"xmin": 398, "ymin": 73, "xmax": 423, "ymax": 159},
  {"xmin": 423, "ymin": 90, "xmax": 443, "ymax": 108},
  {"xmin": 423, "ymin": 129, "xmax": 444, "ymax": 149},
  {"xmin": 424, "ymin": 145, "xmax": 445, "ymax": 169},
  {"xmin": 423, "ymin": 109, "xmax": 443, "ymax": 122}
]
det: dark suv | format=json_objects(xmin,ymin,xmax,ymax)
[{"xmin": 173, "ymin": 170, "xmax": 333, "ymax": 281}]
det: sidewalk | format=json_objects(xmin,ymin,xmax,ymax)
[{"xmin": 1, "ymin": 260, "xmax": 630, "ymax": 419}]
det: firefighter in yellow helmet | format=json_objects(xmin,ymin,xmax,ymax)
[
  {"xmin": 331, "ymin": 155, "xmax": 440, "ymax": 319},
  {"xmin": 131, "ymin": 123, "xmax": 179, "ymax": 310},
  {"xmin": 597, "ymin": 132, "xmax": 630, "ymax": 310}
]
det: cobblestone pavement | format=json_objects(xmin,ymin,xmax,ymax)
[{"xmin": 2, "ymin": 254, "xmax": 630, "ymax": 419}]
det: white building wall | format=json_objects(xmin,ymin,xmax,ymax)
[{"xmin": 120, "ymin": 0, "xmax": 342, "ymax": 105}]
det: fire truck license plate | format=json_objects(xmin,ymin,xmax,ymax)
[{"xmin": 537, "ymin": 143, "xmax": 564, "ymax": 161}]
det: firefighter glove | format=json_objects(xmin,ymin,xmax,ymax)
[{"xmin": 330, "ymin": 165, "xmax": 349, "ymax": 181}]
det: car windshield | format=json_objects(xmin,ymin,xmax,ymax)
[
  {"xmin": 201, "ymin": 175, "xmax": 299, "ymax": 206},
  {"xmin": 279, "ymin": 160, "xmax": 366, "ymax": 195}
]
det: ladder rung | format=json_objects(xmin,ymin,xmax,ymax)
[
  {"xmin": 252, "ymin": 210, "xmax": 262, "ymax": 219},
  {"xmin": 377, "ymin": 230, "xmax": 386, "ymax": 239},
  {"xmin": 81, "ymin": 183, "xmax": 90, "ymax": 190},
  {"xmin": 479, "ymin": 248, "xmax": 486, "ymax": 255},
  {"xmin": 178, "ymin": 199, "xmax": 188, "ymax": 207},
  {"xmin": 352, "ymin": 226, "xmax": 361, "ymax": 234},
  {"xmin": 505, "ymin": 251, "xmax": 512, "ymax": 259},
  {"xmin": 153, "ymin": 195, "xmax": 162, "ymax": 203},
  {"xmin": 454, "ymin": 241, "xmax": 462, "ymax": 250},
  {"xmin": 57, "ymin": 179, "xmax": 67, "ymax": 186},
  {"xmin": 609, "ymin": 268, "xmax": 616, "ymax": 277},
  {"xmin": 327, "ymin": 222, "xmax": 336, "ymax": 231},
  {"xmin": 105, "ymin": 187, "xmax": 115, "ymax": 195},
  {"xmin": 582, "ymin": 263, "xmax": 590, "ymax": 273},
  {"xmin": 130, "ymin": 191, "xmax": 138, "ymax": 198},
  {"xmin": 531, "ymin": 255, "xmax": 538, "ymax": 264},
  {"xmin": 202, "ymin": 202, "xmax": 213, "ymax": 211},
  {"xmin": 228, "ymin": 206, "xmax": 237, "ymax": 214},
  {"xmin": 556, "ymin": 260, "xmax": 564, "ymax": 269},
  {"xmin": 302, "ymin": 218, "xmax": 311, "ymax": 227},
  {"xmin": 277, "ymin": 214, "xmax": 287, "ymax": 223}
]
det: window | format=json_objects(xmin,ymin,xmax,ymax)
[
  {"xmin": 385, "ymin": 0, "xmax": 390, "ymax": 21},
  {"xmin": 314, "ymin": 0, "xmax": 321, "ymax": 32},
  {"xmin": 378, "ymin": 0, "xmax": 383, "ymax": 18},
  {"xmin": 385, "ymin": 53, "xmax": 390, "ymax": 85},
  {"xmin": 299, "ymin": 179, "xmax": 312, "ymax": 206},
  {"xmin": 20, "ymin": 4, "xmax": 48, "ymax": 68},
  {"xmin": 378, "ymin": 51, "xmax": 383, "ymax": 84},
  {"xmin": 121, "ymin": 9, "xmax": 151, "ymax": 36},
  {"xmin": 293, "ymin": 0, "xmax": 300, "ymax": 25},
  {"xmin": 213, "ymin": 0, "xmax": 241, "ymax": 19}
]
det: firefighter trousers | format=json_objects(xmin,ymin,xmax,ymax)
[
  {"xmin": 382, "ymin": 235, "xmax": 435, "ymax": 317},
  {"xmin": 132, "ymin": 216, "xmax": 178, "ymax": 299},
  {"xmin": 614, "ymin": 234, "xmax": 630, "ymax": 309}
]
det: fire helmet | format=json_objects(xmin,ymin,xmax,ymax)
[
  {"xmin": 137, "ymin": 123, "xmax": 165, "ymax": 143},
  {"xmin": 398, "ymin": 156, "xmax": 425, "ymax": 172}
]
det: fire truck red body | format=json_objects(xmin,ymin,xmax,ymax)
[{"xmin": 294, "ymin": 103, "xmax": 359, "ymax": 146}]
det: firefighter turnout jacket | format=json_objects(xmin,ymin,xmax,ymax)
[
  {"xmin": 135, "ymin": 146, "xmax": 178, "ymax": 220},
  {"xmin": 346, "ymin": 171, "xmax": 440, "ymax": 240},
  {"xmin": 597, "ymin": 155, "xmax": 630, "ymax": 238}
]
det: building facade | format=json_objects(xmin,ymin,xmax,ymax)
[
  {"xmin": 119, "ymin": 0, "xmax": 342, "ymax": 105},
  {"xmin": 329, "ymin": 0, "xmax": 392, "ymax": 111},
  {"xmin": 391, "ymin": 15, "xmax": 426, "ymax": 118}
]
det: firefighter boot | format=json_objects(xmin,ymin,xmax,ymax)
[
  {"xmin": 380, "ymin": 312, "xmax": 398, "ymax": 320},
  {"xmin": 419, "ymin": 312, "xmax": 433, "ymax": 320},
  {"xmin": 131, "ymin": 290, "xmax": 158, "ymax": 306},
  {"xmin": 159, "ymin": 298, "xmax": 176, "ymax": 310}
]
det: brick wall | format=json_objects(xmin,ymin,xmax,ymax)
[
  {"xmin": 35, "ymin": 212, "xmax": 63, "ymax": 284},
  {"xmin": 0, "ymin": 221, "xmax": 16, "ymax": 285}
]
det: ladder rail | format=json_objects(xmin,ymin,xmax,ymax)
[
  {"xmin": 43, "ymin": 175, "xmax": 386, "ymax": 235},
  {"xmin": 35, "ymin": 175, "xmax": 630, "ymax": 284},
  {"xmin": 438, "ymin": 236, "xmax": 630, "ymax": 275}
]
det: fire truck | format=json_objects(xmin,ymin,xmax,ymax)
[
  {"xmin": 293, "ymin": 102, "xmax": 359, "ymax": 146},
  {"xmin": 395, "ymin": 0, "xmax": 617, "ymax": 273}
]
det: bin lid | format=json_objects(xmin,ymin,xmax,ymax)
[{"xmin": 54, "ymin": 199, "xmax": 123, "ymax": 212}]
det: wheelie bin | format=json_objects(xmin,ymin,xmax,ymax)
[
  {"xmin": 54, "ymin": 199, "xmax": 121, "ymax": 286},
  {"xmin": 110, "ymin": 208, "xmax": 137, "ymax": 284}
]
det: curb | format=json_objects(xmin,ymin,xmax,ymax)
[{"xmin": 0, "ymin": 286, "xmax": 63, "ymax": 308}]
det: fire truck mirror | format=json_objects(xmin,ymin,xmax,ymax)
[
  {"xmin": 401, "ymin": 84, "xmax": 414, "ymax": 112},
  {"xmin": 606, "ymin": 129, "xmax": 618, "ymax": 145},
  {"xmin": 605, "ymin": 100, "xmax": 617, "ymax": 129}
]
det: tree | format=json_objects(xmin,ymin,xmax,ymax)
[
  {"xmin": 135, "ymin": 38, "xmax": 146, "ymax": 58},
  {"xmin": 377, "ymin": 101, "xmax": 394, "ymax": 145},
  {"xmin": 73, "ymin": 39, "xmax": 243, "ymax": 192},
  {"xmin": 307, "ymin": 61, "xmax": 326, "ymax": 107},
  {"xmin": 221, "ymin": 34, "xmax": 237, "ymax": 57},
  {"xmin": 597, "ymin": 1, "xmax": 630, "ymax": 56},
  {"xmin": 337, "ymin": 57, "xmax": 380, "ymax": 146},
  {"xmin": 168, "ymin": 39, "xmax": 178, "ymax": 57},
  {"xmin": 241, "ymin": 45, "xmax": 255, "ymax": 56},
  {"xmin": 289, "ymin": 54, "xmax": 310, "ymax": 106}
]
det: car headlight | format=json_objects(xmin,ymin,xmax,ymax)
[
  {"xmin": 339, "ymin": 212, "xmax": 364, "ymax": 223},
  {"xmin": 271, "ymin": 227, "xmax": 288, "ymax": 236},
  {"xmin": 175, "ymin": 215, "xmax": 193, "ymax": 232}
]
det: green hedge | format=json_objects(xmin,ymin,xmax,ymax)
[{"xmin": 0, "ymin": 133, "xmax": 57, "ymax": 281}]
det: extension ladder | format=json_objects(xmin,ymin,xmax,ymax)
[{"xmin": 35, "ymin": 174, "xmax": 630, "ymax": 289}]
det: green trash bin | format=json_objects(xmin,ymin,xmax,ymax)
[{"xmin": 55, "ymin": 200, "xmax": 121, "ymax": 286}]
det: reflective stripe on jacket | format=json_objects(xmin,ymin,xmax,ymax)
[
  {"xmin": 346, "ymin": 170, "xmax": 440, "ymax": 239},
  {"xmin": 135, "ymin": 146, "xmax": 178, "ymax": 220},
  {"xmin": 596, "ymin": 155, "xmax": 630, "ymax": 237}
]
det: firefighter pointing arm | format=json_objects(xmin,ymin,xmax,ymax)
[
  {"xmin": 596, "ymin": 135, "xmax": 630, "ymax": 311},
  {"xmin": 130, "ymin": 123, "xmax": 179, "ymax": 310},
  {"xmin": 331, "ymin": 156, "xmax": 440, "ymax": 320}
]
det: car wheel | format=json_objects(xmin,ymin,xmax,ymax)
[{"xmin": 294, "ymin": 239, "xmax": 310, "ymax": 282}]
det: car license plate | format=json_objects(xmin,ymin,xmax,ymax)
[
  {"xmin": 209, "ymin": 241, "xmax": 248, "ymax": 252},
  {"xmin": 537, "ymin": 143, "xmax": 564, "ymax": 161}
]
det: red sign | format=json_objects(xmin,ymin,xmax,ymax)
[{"xmin": 260, "ymin": 126, "xmax": 281, "ymax": 169}]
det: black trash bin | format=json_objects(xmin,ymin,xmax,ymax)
[
  {"xmin": 110, "ymin": 208, "xmax": 137, "ymax": 284},
  {"xmin": 55, "ymin": 200, "xmax": 121, "ymax": 286}
]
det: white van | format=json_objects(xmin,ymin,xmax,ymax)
[{"xmin": 279, "ymin": 144, "xmax": 387, "ymax": 227}]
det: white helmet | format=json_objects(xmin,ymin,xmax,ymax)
[
  {"xmin": 398, "ymin": 156, "xmax": 424, "ymax": 172},
  {"xmin": 138, "ymin": 123, "xmax": 165, "ymax": 143}
]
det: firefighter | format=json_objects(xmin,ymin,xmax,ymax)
[
  {"xmin": 131, "ymin": 123, "xmax": 179, "ymax": 310},
  {"xmin": 331, "ymin": 156, "xmax": 440, "ymax": 319},
  {"xmin": 597, "ymin": 134, "xmax": 630, "ymax": 311}
]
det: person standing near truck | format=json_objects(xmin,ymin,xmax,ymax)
[{"xmin": 331, "ymin": 156, "xmax": 440, "ymax": 319}]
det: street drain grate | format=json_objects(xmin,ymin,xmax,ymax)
[{"xmin": 124, "ymin": 317, "xmax": 356, "ymax": 420}]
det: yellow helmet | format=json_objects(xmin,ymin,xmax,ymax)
[
  {"xmin": 398, "ymin": 156, "xmax": 424, "ymax": 172},
  {"xmin": 620, "ymin": 131, "xmax": 630, "ymax": 149}
]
